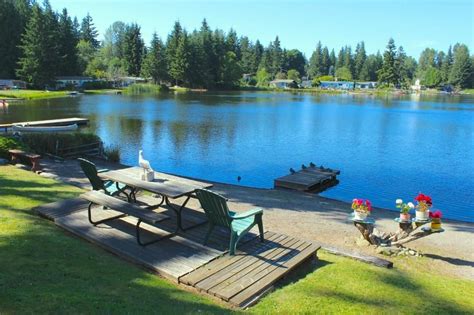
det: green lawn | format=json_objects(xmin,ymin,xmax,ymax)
[
  {"xmin": 0, "ymin": 90, "xmax": 69, "ymax": 100},
  {"xmin": 1, "ymin": 165, "xmax": 473, "ymax": 314}
]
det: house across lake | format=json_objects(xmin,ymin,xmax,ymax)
[{"xmin": 319, "ymin": 81, "xmax": 377, "ymax": 90}]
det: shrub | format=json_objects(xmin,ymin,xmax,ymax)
[
  {"xmin": 20, "ymin": 133, "xmax": 101, "ymax": 155},
  {"xmin": 317, "ymin": 75, "xmax": 335, "ymax": 82},
  {"xmin": 124, "ymin": 83, "xmax": 166, "ymax": 94},
  {"xmin": 104, "ymin": 146, "xmax": 120, "ymax": 163},
  {"xmin": 0, "ymin": 136, "xmax": 27, "ymax": 159}
]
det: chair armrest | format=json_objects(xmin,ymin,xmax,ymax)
[
  {"xmin": 97, "ymin": 168, "xmax": 110, "ymax": 173},
  {"xmin": 232, "ymin": 208, "xmax": 263, "ymax": 220}
]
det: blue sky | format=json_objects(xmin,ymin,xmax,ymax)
[{"xmin": 50, "ymin": 0, "xmax": 473, "ymax": 58}]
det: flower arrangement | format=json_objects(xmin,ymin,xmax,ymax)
[
  {"xmin": 414, "ymin": 193, "xmax": 432, "ymax": 220},
  {"xmin": 352, "ymin": 198, "xmax": 372, "ymax": 220},
  {"xmin": 430, "ymin": 210, "xmax": 443, "ymax": 230},
  {"xmin": 396, "ymin": 199, "xmax": 415, "ymax": 221}
]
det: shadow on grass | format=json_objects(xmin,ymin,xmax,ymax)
[{"xmin": 423, "ymin": 253, "xmax": 474, "ymax": 267}]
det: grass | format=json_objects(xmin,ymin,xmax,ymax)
[
  {"xmin": 1, "ymin": 165, "xmax": 473, "ymax": 314},
  {"xmin": 0, "ymin": 90, "xmax": 69, "ymax": 100},
  {"xmin": 83, "ymin": 89, "xmax": 122, "ymax": 95},
  {"xmin": 124, "ymin": 83, "xmax": 167, "ymax": 94},
  {"xmin": 461, "ymin": 89, "xmax": 474, "ymax": 94}
]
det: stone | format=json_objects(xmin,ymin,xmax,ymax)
[{"xmin": 408, "ymin": 250, "xmax": 416, "ymax": 256}]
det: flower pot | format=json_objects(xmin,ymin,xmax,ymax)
[
  {"xmin": 431, "ymin": 218, "xmax": 442, "ymax": 230},
  {"xmin": 400, "ymin": 213, "xmax": 411, "ymax": 222},
  {"xmin": 354, "ymin": 211, "xmax": 368, "ymax": 221},
  {"xmin": 415, "ymin": 210, "xmax": 429, "ymax": 221}
]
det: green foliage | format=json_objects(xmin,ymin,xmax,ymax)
[
  {"xmin": 104, "ymin": 146, "xmax": 120, "ymax": 162},
  {"xmin": 287, "ymin": 69, "xmax": 300, "ymax": 82},
  {"xmin": 123, "ymin": 83, "xmax": 165, "ymax": 94},
  {"xmin": 422, "ymin": 66, "xmax": 443, "ymax": 88},
  {"xmin": 0, "ymin": 90, "xmax": 68, "ymax": 100},
  {"xmin": 378, "ymin": 38, "xmax": 398, "ymax": 86},
  {"xmin": 311, "ymin": 78, "xmax": 321, "ymax": 87},
  {"xmin": 80, "ymin": 13, "xmax": 99, "ymax": 49},
  {"xmin": 220, "ymin": 51, "xmax": 242, "ymax": 87},
  {"xmin": 275, "ymin": 72, "xmax": 287, "ymax": 80},
  {"xmin": 449, "ymin": 43, "xmax": 472, "ymax": 89},
  {"xmin": 19, "ymin": 132, "xmax": 101, "ymax": 155},
  {"xmin": 256, "ymin": 68, "xmax": 271, "ymax": 87},
  {"xmin": 317, "ymin": 75, "xmax": 334, "ymax": 81},
  {"xmin": 0, "ymin": 136, "xmax": 26, "ymax": 159},
  {"xmin": 141, "ymin": 33, "xmax": 167, "ymax": 84},
  {"xmin": 335, "ymin": 67, "xmax": 353, "ymax": 81},
  {"xmin": 122, "ymin": 23, "xmax": 145, "ymax": 77}
]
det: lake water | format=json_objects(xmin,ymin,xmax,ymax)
[{"xmin": 1, "ymin": 92, "xmax": 473, "ymax": 222}]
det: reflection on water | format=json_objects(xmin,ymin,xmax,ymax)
[{"xmin": 1, "ymin": 92, "xmax": 473, "ymax": 222}]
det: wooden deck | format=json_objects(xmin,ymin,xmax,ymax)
[
  {"xmin": 35, "ymin": 195, "xmax": 320, "ymax": 307},
  {"xmin": 274, "ymin": 166, "xmax": 340, "ymax": 192},
  {"xmin": 0, "ymin": 117, "xmax": 89, "ymax": 130}
]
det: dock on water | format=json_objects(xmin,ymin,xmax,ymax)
[
  {"xmin": 274, "ymin": 164, "xmax": 340, "ymax": 192},
  {"xmin": 0, "ymin": 117, "xmax": 89, "ymax": 132}
]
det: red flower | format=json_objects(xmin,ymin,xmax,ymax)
[
  {"xmin": 365, "ymin": 200, "xmax": 372, "ymax": 211},
  {"xmin": 415, "ymin": 193, "xmax": 433, "ymax": 206},
  {"xmin": 429, "ymin": 210, "xmax": 442, "ymax": 219}
]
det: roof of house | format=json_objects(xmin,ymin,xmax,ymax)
[
  {"xmin": 270, "ymin": 79, "xmax": 297, "ymax": 84},
  {"xmin": 56, "ymin": 76, "xmax": 94, "ymax": 81}
]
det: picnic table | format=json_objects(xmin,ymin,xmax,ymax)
[{"xmin": 98, "ymin": 167, "xmax": 213, "ymax": 232}]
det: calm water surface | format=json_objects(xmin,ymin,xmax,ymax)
[{"xmin": 1, "ymin": 92, "xmax": 473, "ymax": 222}]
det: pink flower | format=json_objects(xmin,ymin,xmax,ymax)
[{"xmin": 365, "ymin": 200, "xmax": 372, "ymax": 211}]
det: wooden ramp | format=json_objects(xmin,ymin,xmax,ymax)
[
  {"xmin": 35, "ymin": 197, "xmax": 320, "ymax": 307},
  {"xmin": 275, "ymin": 165, "xmax": 340, "ymax": 192},
  {"xmin": 0, "ymin": 117, "xmax": 89, "ymax": 130}
]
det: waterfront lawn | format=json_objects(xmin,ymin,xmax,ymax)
[
  {"xmin": 1, "ymin": 165, "xmax": 473, "ymax": 314},
  {"xmin": 0, "ymin": 90, "xmax": 69, "ymax": 100}
]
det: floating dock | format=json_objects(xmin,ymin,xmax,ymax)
[
  {"xmin": 274, "ymin": 164, "xmax": 340, "ymax": 192},
  {"xmin": 0, "ymin": 117, "xmax": 89, "ymax": 131}
]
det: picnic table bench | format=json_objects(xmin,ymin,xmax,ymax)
[
  {"xmin": 8, "ymin": 149, "xmax": 41, "ymax": 172},
  {"xmin": 81, "ymin": 190, "xmax": 170, "ymax": 246}
]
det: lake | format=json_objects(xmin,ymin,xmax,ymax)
[{"xmin": 1, "ymin": 91, "xmax": 473, "ymax": 222}]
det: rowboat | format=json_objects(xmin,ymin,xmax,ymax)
[{"xmin": 12, "ymin": 123, "xmax": 78, "ymax": 132}]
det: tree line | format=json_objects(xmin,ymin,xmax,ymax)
[{"xmin": 0, "ymin": 0, "xmax": 473, "ymax": 89}]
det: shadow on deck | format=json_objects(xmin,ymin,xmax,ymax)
[{"xmin": 35, "ymin": 195, "xmax": 321, "ymax": 308}]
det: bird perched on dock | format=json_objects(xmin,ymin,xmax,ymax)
[
  {"xmin": 289, "ymin": 168, "xmax": 296, "ymax": 174},
  {"xmin": 139, "ymin": 150, "xmax": 153, "ymax": 173},
  {"xmin": 301, "ymin": 164, "xmax": 307, "ymax": 170},
  {"xmin": 309, "ymin": 162, "xmax": 316, "ymax": 168}
]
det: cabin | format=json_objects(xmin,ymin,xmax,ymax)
[
  {"xmin": 269, "ymin": 79, "xmax": 298, "ymax": 89},
  {"xmin": 0, "ymin": 79, "xmax": 27, "ymax": 90},
  {"xmin": 115, "ymin": 76, "xmax": 147, "ymax": 87},
  {"xmin": 320, "ymin": 81, "xmax": 355, "ymax": 90},
  {"xmin": 56, "ymin": 76, "xmax": 94, "ymax": 89},
  {"xmin": 355, "ymin": 81, "xmax": 377, "ymax": 89}
]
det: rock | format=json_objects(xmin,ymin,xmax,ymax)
[
  {"xmin": 409, "ymin": 250, "xmax": 416, "ymax": 256},
  {"xmin": 0, "ymin": 158, "xmax": 8, "ymax": 165}
]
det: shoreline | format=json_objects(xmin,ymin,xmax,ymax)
[{"xmin": 2, "ymin": 87, "xmax": 472, "ymax": 100}]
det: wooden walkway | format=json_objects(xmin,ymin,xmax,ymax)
[
  {"xmin": 0, "ymin": 117, "xmax": 89, "ymax": 130},
  {"xmin": 274, "ymin": 165, "xmax": 340, "ymax": 192},
  {"xmin": 35, "ymin": 195, "xmax": 320, "ymax": 307}
]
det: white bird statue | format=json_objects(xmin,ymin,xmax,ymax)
[{"xmin": 139, "ymin": 150, "xmax": 153, "ymax": 174}]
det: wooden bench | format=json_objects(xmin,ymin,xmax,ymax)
[
  {"xmin": 81, "ymin": 190, "xmax": 171, "ymax": 246},
  {"xmin": 8, "ymin": 149, "xmax": 41, "ymax": 172}
]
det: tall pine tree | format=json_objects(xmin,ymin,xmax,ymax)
[
  {"xmin": 378, "ymin": 38, "xmax": 398, "ymax": 86},
  {"xmin": 81, "ymin": 13, "xmax": 99, "ymax": 48}
]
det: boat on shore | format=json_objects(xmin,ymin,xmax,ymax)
[{"xmin": 12, "ymin": 123, "xmax": 78, "ymax": 132}]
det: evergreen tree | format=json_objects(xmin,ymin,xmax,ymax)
[
  {"xmin": 239, "ymin": 36, "xmax": 254, "ymax": 74},
  {"xmin": 252, "ymin": 40, "xmax": 264, "ymax": 73},
  {"xmin": 378, "ymin": 38, "xmax": 398, "ymax": 85},
  {"xmin": 336, "ymin": 47, "xmax": 345, "ymax": 69},
  {"xmin": 343, "ymin": 46, "xmax": 354, "ymax": 78},
  {"xmin": 225, "ymin": 28, "xmax": 240, "ymax": 59},
  {"xmin": 141, "ymin": 33, "xmax": 167, "ymax": 83},
  {"xmin": 354, "ymin": 42, "xmax": 367, "ymax": 80},
  {"xmin": 197, "ymin": 19, "xmax": 216, "ymax": 87},
  {"xmin": 57, "ymin": 8, "xmax": 79, "ymax": 75},
  {"xmin": 395, "ymin": 46, "xmax": 410, "ymax": 88},
  {"xmin": 321, "ymin": 47, "xmax": 330, "ymax": 76},
  {"xmin": 122, "ymin": 23, "xmax": 145, "ymax": 76},
  {"xmin": 285, "ymin": 49, "xmax": 306, "ymax": 77},
  {"xmin": 169, "ymin": 30, "xmax": 191, "ymax": 85},
  {"xmin": 271, "ymin": 36, "xmax": 283, "ymax": 76},
  {"xmin": 17, "ymin": 4, "xmax": 58, "ymax": 87},
  {"xmin": 0, "ymin": 0, "xmax": 28, "ymax": 78},
  {"xmin": 80, "ymin": 13, "xmax": 99, "ymax": 48},
  {"xmin": 441, "ymin": 46, "xmax": 453, "ymax": 83},
  {"xmin": 308, "ymin": 41, "xmax": 323, "ymax": 78},
  {"xmin": 449, "ymin": 43, "xmax": 472, "ymax": 88},
  {"xmin": 221, "ymin": 51, "xmax": 242, "ymax": 87}
]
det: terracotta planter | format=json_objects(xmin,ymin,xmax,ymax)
[
  {"xmin": 415, "ymin": 210, "xmax": 429, "ymax": 221},
  {"xmin": 400, "ymin": 213, "xmax": 411, "ymax": 222},
  {"xmin": 431, "ymin": 218, "xmax": 442, "ymax": 230},
  {"xmin": 354, "ymin": 211, "xmax": 368, "ymax": 221}
]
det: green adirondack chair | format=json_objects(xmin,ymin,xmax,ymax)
[
  {"xmin": 195, "ymin": 189, "xmax": 264, "ymax": 255},
  {"xmin": 78, "ymin": 158, "xmax": 129, "ymax": 199}
]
